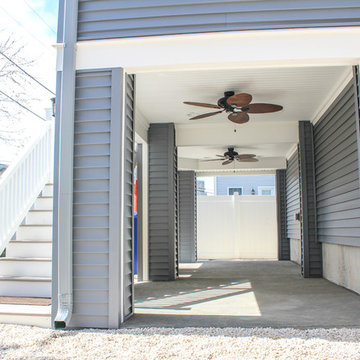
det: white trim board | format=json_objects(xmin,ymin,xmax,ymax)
[{"xmin": 74, "ymin": 27, "xmax": 360, "ymax": 73}]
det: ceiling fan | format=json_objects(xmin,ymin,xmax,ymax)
[
  {"xmin": 204, "ymin": 147, "xmax": 259, "ymax": 165},
  {"xmin": 184, "ymin": 91, "xmax": 283, "ymax": 124}
]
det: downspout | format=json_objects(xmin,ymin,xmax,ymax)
[{"xmin": 54, "ymin": 0, "xmax": 79, "ymax": 329}]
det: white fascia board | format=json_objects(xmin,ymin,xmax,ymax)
[
  {"xmin": 76, "ymin": 27, "xmax": 360, "ymax": 72},
  {"xmin": 176, "ymin": 121, "xmax": 298, "ymax": 147}
]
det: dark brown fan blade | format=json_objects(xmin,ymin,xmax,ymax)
[
  {"xmin": 190, "ymin": 111, "xmax": 223, "ymax": 120},
  {"xmin": 226, "ymin": 93, "xmax": 252, "ymax": 107},
  {"xmin": 203, "ymin": 158, "xmax": 225, "ymax": 162},
  {"xmin": 222, "ymin": 159, "xmax": 233, "ymax": 165},
  {"xmin": 235, "ymin": 154, "xmax": 256, "ymax": 159},
  {"xmin": 245, "ymin": 103, "xmax": 283, "ymax": 114},
  {"xmin": 184, "ymin": 101, "xmax": 221, "ymax": 109},
  {"xmin": 237, "ymin": 157, "xmax": 259, "ymax": 162},
  {"xmin": 227, "ymin": 112, "xmax": 249, "ymax": 124}
]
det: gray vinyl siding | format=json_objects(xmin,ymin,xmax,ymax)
[
  {"xmin": 70, "ymin": 70, "xmax": 134, "ymax": 327},
  {"xmin": 77, "ymin": 0, "xmax": 360, "ymax": 41},
  {"xmin": 148, "ymin": 123, "xmax": 178, "ymax": 281},
  {"xmin": 276, "ymin": 169, "xmax": 289, "ymax": 260},
  {"xmin": 286, "ymin": 149, "xmax": 300, "ymax": 240},
  {"xmin": 72, "ymin": 70, "xmax": 112, "ymax": 328},
  {"xmin": 123, "ymin": 74, "xmax": 135, "ymax": 319},
  {"xmin": 179, "ymin": 171, "xmax": 197, "ymax": 263},
  {"xmin": 299, "ymin": 121, "xmax": 322, "ymax": 277},
  {"xmin": 314, "ymin": 80, "xmax": 360, "ymax": 247}
]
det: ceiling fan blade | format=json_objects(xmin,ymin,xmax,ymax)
[
  {"xmin": 184, "ymin": 101, "xmax": 221, "ymax": 109},
  {"xmin": 235, "ymin": 154, "xmax": 256, "ymax": 159},
  {"xmin": 203, "ymin": 158, "xmax": 224, "ymax": 162},
  {"xmin": 227, "ymin": 112, "xmax": 249, "ymax": 124},
  {"xmin": 226, "ymin": 93, "xmax": 252, "ymax": 107},
  {"xmin": 222, "ymin": 159, "xmax": 233, "ymax": 165},
  {"xmin": 245, "ymin": 103, "xmax": 283, "ymax": 114},
  {"xmin": 190, "ymin": 111, "xmax": 223, "ymax": 120},
  {"xmin": 237, "ymin": 157, "xmax": 259, "ymax": 162}
]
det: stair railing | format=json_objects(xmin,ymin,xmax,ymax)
[{"xmin": 0, "ymin": 120, "xmax": 54, "ymax": 254}]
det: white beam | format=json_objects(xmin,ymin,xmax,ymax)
[
  {"xmin": 176, "ymin": 121, "xmax": 298, "ymax": 147},
  {"xmin": 75, "ymin": 27, "xmax": 360, "ymax": 73}
]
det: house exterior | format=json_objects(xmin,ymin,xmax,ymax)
[
  {"xmin": 214, "ymin": 175, "xmax": 275, "ymax": 195},
  {"xmin": 53, "ymin": 0, "xmax": 360, "ymax": 329}
]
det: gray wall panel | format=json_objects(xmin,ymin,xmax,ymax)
[
  {"xmin": 314, "ymin": 80, "xmax": 360, "ymax": 247},
  {"xmin": 72, "ymin": 70, "xmax": 112, "ymax": 328},
  {"xmin": 71, "ymin": 70, "xmax": 134, "ymax": 328},
  {"xmin": 178, "ymin": 171, "xmax": 197, "ymax": 263},
  {"xmin": 148, "ymin": 123, "xmax": 178, "ymax": 280},
  {"xmin": 77, "ymin": 0, "xmax": 360, "ymax": 41},
  {"xmin": 123, "ymin": 74, "xmax": 135, "ymax": 319},
  {"xmin": 299, "ymin": 121, "xmax": 322, "ymax": 278},
  {"xmin": 286, "ymin": 149, "xmax": 300, "ymax": 240},
  {"xmin": 276, "ymin": 169, "xmax": 289, "ymax": 260}
]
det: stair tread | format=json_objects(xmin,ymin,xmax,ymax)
[
  {"xmin": 0, "ymin": 257, "xmax": 51, "ymax": 261},
  {"xmin": 20, "ymin": 224, "xmax": 52, "ymax": 227},
  {"xmin": 0, "ymin": 303, "xmax": 51, "ymax": 315},
  {"xmin": 10, "ymin": 240, "xmax": 52, "ymax": 244},
  {"xmin": 38, "ymin": 195, "xmax": 53, "ymax": 199},
  {"xmin": 0, "ymin": 296, "xmax": 51, "ymax": 305},
  {"xmin": 0, "ymin": 276, "xmax": 51, "ymax": 281},
  {"xmin": 28, "ymin": 209, "xmax": 53, "ymax": 213},
  {"xmin": 12, "ymin": 238, "xmax": 52, "ymax": 242}
]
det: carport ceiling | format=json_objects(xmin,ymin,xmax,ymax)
[
  {"xmin": 136, "ymin": 66, "xmax": 351, "ymax": 125},
  {"xmin": 135, "ymin": 65, "xmax": 351, "ymax": 170}
]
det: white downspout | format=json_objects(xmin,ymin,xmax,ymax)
[{"xmin": 54, "ymin": 0, "xmax": 78, "ymax": 329}]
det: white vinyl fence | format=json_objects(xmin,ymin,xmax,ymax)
[
  {"xmin": 0, "ymin": 121, "xmax": 54, "ymax": 254},
  {"xmin": 197, "ymin": 195, "xmax": 277, "ymax": 260}
]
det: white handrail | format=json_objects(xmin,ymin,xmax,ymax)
[{"xmin": 0, "ymin": 121, "xmax": 54, "ymax": 254}]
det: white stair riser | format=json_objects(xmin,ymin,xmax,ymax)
[
  {"xmin": 32, "ymin": 197, "xmax": 53, "ymax": 211},
  {"xmin": 0, "ymin": 280, "xmax": 51, "ymax": 297},
  {"xmin": 42, "ymin": 184, "xmax": 53, "ymax": 197},
  {"xmin": 0, "ymin": 314, "xmax": 51, "ymax": 327},
  {"xmin": 0, "ymin": 261, "xmax": 51, "ymax": 277},
  {"xmin": 6, "ymin": 242, "xmax": 52, "ymax": 258},
  {"xmin": 16, "ymin": 226, "xmax": 52, "ymax": 240},
  {"xmin": 25, "ymin": 211, "xmax": 53, "ymax": 225}
]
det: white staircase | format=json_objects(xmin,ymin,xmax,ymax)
[{"xmin": 0, "ymin": 183, "xmax": 53, "ymax": 327}]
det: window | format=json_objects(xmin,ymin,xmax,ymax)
[
  {"xmin": 258, "ymin": 186, "xmax": 275, "ymax": 196},
  {"xmin": 228, "ymin": 187, "xmax": 243, "ymax": 195}
]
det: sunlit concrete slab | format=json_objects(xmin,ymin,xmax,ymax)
[{"xmin": 126, "ymin": 260, "xmax": 360, "ymax": 328}]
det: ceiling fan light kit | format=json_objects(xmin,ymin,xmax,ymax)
[{"xmin": 184, "ymin": 91, "xmax": 283, "ymax": 124}]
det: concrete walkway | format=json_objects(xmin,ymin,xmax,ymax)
[{"xmin": 126, "ymin": 260, "xmax": 360, "ymax": 328}]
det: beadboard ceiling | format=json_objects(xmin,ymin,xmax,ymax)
[
  {"xmin": 135, "ymin": 65, "xmax": 352, "ymax": 169},
  {"xmin": 136, "ymin": 66, "xmax": 350, "ymax": 125}
]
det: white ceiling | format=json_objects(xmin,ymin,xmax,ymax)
[{"xmin": 135, "ymin": 65, "xmax": 351, "ymax": 170}]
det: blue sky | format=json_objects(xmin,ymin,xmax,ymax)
[
  {"xmin": 31, "ymin": 0, "xmax": 59, "ymax": 40},
  {"xmin": 0, "ymin": 0, "xmax": 60, "ymax": 161},
  {"xmin": 0, "ymin": 0, "xmax": 59, "ymax": 103}
]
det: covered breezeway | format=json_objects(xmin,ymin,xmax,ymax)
[
  {"xmin": 126, "ymin": 260, "xmax": 360, "ymax": 328},
  {"xmin": 53, "ymin": 22, "xmax": 360, "ymax": 329}
]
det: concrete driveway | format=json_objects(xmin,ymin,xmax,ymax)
[{"xmin": 125, "ymin": 260, "xmax": 360, "ymax": 328}]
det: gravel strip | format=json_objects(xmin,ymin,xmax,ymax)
[{"xmin": 0, "ymin": 324, "xmax": 359, "ymax": 359}]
